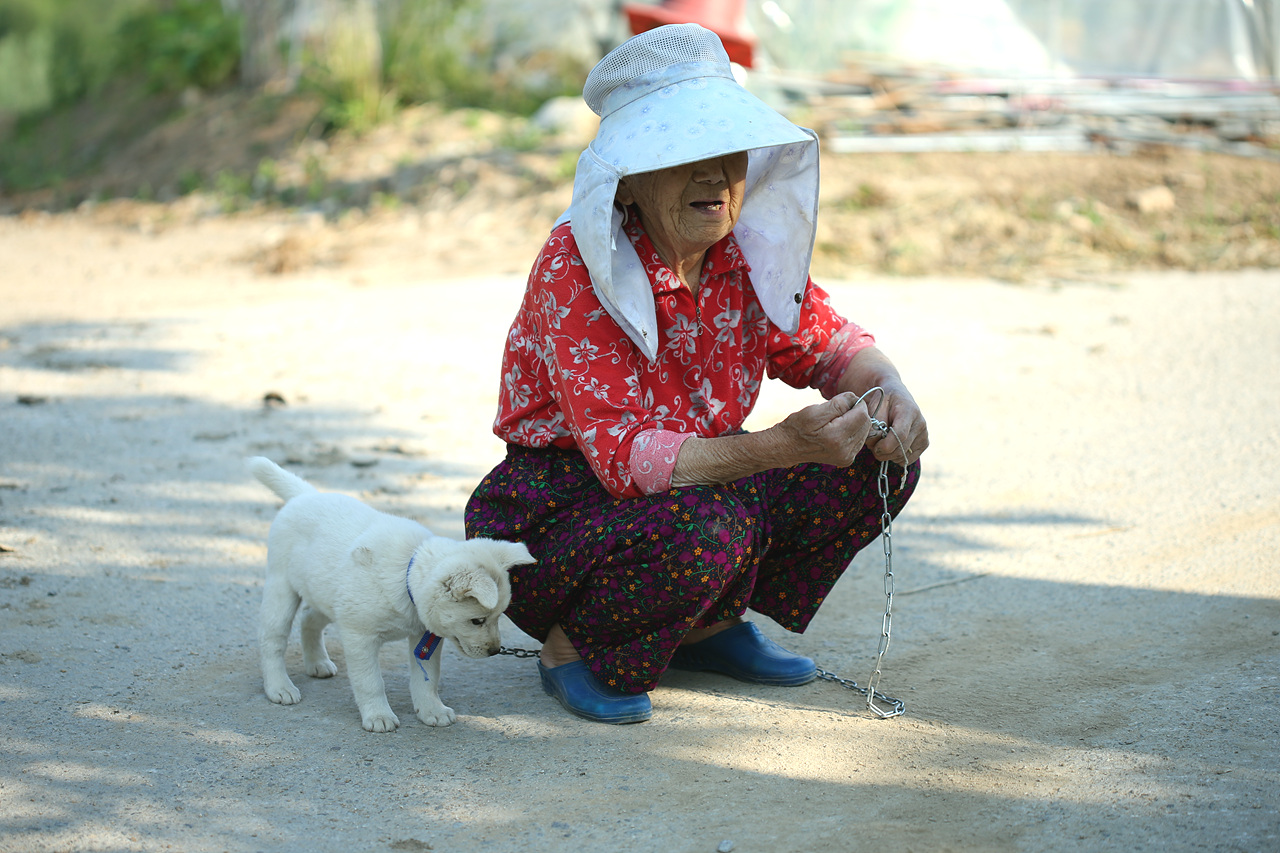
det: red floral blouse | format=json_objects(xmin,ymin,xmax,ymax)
[{"xmin": 492, "ymin": 211, "xmax": 875, "ymax": 499}]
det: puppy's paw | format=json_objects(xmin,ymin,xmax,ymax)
[
  {"xmin": 306, "ymin": 660, "xmax": 337, "ymax": 679},
  {"xmin": 264, "ymin": 682, "xmax": 302, "ymax": 705},
  {"xmin": 361, "ymin": 710, "xmax": 400, "ymax": 733},
  {"xmin": 416, "ymin": 705, "xmax": 457, "ymax": 727}
]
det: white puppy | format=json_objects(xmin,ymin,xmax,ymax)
[{"xmin": 246, "ymin": 456, "xmax": 534, "ymax": 732}]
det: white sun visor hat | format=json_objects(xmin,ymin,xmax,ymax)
[{"xmin": 558, "ymin": 23, "xmax": 820, "ymax": 361}]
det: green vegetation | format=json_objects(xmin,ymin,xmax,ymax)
[
  {"xmin": 0, "ymin": 0, "xmax": 589, "ymax": 197},
  {"xmin": 0, "ymin": 0, "xmax": 149, "ymax": 111},
  {"xmin": 0, "ymin": 0, "xmax": 240, "ymax": 192},
  {"xmin": 116, "ymin": 0, "xmax": 241, "ymax": 93},
  {"xmin": 0, "ymin": 0, "xmax": 587, "ymax": 120},
  {"xmin": 310, "ymin": 0, "xmax": 586, "ymax": 132}
]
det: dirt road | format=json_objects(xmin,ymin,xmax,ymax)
[{"xmin": 1, "ymin": 212, "xmax": 1277, "ymax": 852}]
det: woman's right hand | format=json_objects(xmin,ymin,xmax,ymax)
[{"xmin": 773, "ymin": 391, "xmax": 874, "ymax": 468}]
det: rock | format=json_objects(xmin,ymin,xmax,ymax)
[
  {"xmin": 1127, "ymin": 185, "xmax": 1176, "ymax": 215},
  {"xmin": 530, "ymin": 96, "xmax": 599, "ymax": 142},
  {"xmin": 1067, "ymin": 213, "xmax": 1094, "ymax": 234}
]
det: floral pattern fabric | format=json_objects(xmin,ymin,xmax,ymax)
[
  {"xmin": 465, "ymin": 444, "xmax": 921, "ymax": 694},
  {"xmin": 492, "ymin": 208, "xmax": 875, "ymax": 499}
]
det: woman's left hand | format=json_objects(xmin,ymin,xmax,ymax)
[
  {"xmin": 836, "ymin": 347, "xmax": 929, "ymax": 467},
  {"xmin": 863, "ymin": 381, "xmax": 928, "ymax": 466}
]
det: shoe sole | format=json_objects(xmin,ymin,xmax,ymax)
[
  {"xmin": 544, "ymin": 687, "xmax": 652, "ymax": 724},
  {"xmin": 668, "ymin": 658, "xmax": 817, "ymax": 687}
]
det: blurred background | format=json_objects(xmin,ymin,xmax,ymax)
[{"xmin": 1, "ymin": 0, "xmax": 1278, "ymax": 280}]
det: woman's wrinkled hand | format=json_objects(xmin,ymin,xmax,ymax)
[
  {"xmin": 863, "ymin": 382, "xmax": 929, "ymax": 467},
  {"xmin": 774, "ymin": 392, "xmax": 874, "ymax": 468}
]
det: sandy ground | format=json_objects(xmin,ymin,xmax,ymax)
[{"xmin": 1, "ymin": 211, "xmax": 1278, "ymax": 853}]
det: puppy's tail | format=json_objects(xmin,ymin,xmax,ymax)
[{"xmin": 246, "ymin": 456, "xmax": 318, "ymax": 503}]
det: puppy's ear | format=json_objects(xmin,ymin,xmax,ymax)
[
  {"xmin": 447, "ymin": 569, "xmax": 501, "ymax": 610},
  {"xmin": 499, "ymin": 540, "xmax": 536, "ymax": 569}
]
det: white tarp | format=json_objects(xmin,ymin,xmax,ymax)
[{"xmin": 748, "ymin": 0, "xmax": 1280, "ymax": 81}]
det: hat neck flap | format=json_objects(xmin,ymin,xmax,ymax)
[{"xmin": 558, "ymin": 131, "xmax": 819, "ymax": 362}]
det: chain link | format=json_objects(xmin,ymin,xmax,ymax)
[
  {"xmin": 791, "ymin": 435, "xmax": 907, "ymax": 715},
  {"xmin": 863, "ymin": 454, "xmax": 903, "ymax": 717},
  {"xmin": 820, "ymin": 387, "xmax": 910, "ymax": 719},
  {"xmin": 814, "ymin": 665, "xmax": 905, "ymax": 717}
]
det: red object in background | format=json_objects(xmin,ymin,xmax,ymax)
[{"xmin": 623, "ymin": 0, "xmax": 756, "ymax": 67}]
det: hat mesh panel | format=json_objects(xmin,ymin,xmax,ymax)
[{"xmin": 583, "ymin": 24, "xmax": 731, "ymax": 116}]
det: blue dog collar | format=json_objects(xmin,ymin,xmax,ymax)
[
  {"xmin": 406, "ymin": 554, "xmax": 442, "ymax": 679},
  {"xmin": 414, "ymin": 632, "xmax": 442, "ymax": 661}
]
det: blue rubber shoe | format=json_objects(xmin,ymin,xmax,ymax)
[
  {"xmin": 669, "ymin": 622, "xmax": 817, "ymax": 686},
  {"xmin": 538, "ymin": 660, "xmax": 652, "ymax": 724}
]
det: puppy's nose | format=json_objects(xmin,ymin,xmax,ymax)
[{"xmin": 486, "ymin": 646, "xmax": 500, "ymax": 657}]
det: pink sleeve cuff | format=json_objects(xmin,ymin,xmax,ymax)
[
  {"xmin": 814, "ymin": 321, "xmax": 876, "ymax": 399},
  {"xmin": 628, "ymin": 429, "xmax": 695, "ymax": 495}
]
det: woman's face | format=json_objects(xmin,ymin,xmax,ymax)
[{"xmin": 617, "ymin": 152, "xmax": 749, "ymax": 268}]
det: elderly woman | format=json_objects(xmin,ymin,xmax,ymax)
[{"xmin": 465, "ymin": 24, "xmax": 927, "ymax": 724}]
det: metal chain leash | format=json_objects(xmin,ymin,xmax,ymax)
[
  {"xmin": 813, "ymin": 456, "xmax": 907, "ymax": 718},
  {"xmin": 813, "ymin": 388, "xmax": 909, "ymax": 718},
  {"xmin": 500, "ymin": 387, "xmax": 913, "ymax": 719}
]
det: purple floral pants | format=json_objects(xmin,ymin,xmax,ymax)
[{"xmin": 465, "ymin": 444, "xmax": 921, "ymax": 694}]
